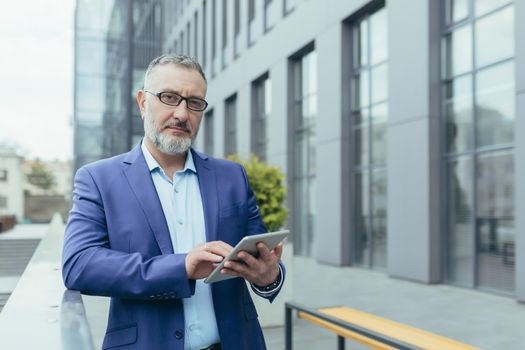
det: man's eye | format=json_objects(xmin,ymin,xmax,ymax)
[{"xmin": 162, "ymin": 93, "xmax": 179, "ymax": 102}]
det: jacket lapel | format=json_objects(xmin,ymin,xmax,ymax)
[
  {"xmin": 192, "ymin": 149, "xmax": 219, "ymax": 242},
  {"xmin": 122, "ymin": 144, "xmax": 174, "ymax": 255}
]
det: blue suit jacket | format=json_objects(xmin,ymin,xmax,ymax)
[{"xmin": 62, "ymin": 144, "xmax": 285, "ymax": 350}]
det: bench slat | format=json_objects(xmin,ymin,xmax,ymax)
[{"xmin": 300, "ymin": 307, "xmax": 479, "ymax": 350}]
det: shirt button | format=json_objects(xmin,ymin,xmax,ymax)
[
  {"xmin": 174, "ymin": 187, "xmax": 179, "ymax": 193},
  {"xmin": 177, "ymin": 219, "xmax": 183, "ymax": 225},
  {"xmin": 174, "ymin": 330, "xmax": 183, "ymax": 339}
]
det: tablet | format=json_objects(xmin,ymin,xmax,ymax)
[{"xmin": 204, "ymin": 229, "xmax": 289, "ymax": 284}]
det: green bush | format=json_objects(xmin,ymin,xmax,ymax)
[{"xmin": 227, "ymin": 154, "xmax": 288, "ymax": 231}]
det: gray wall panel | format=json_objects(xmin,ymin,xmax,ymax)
[
  {"xmin": 387, "ymin": 0, "xmax": 441, "ymax": 283},
  {"xmin": 315, "ymin": 23, "xmax": 345, "ymax": 264},
  {"xmin": 515, "ymin": 0, "xmax": 525, "ymax": 302}
]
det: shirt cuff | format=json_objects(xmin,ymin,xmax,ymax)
[{"xmin": 250, "ymin": 265, "xmax": 284, "ymax": 297}]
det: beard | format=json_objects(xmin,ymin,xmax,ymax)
[{"xmin": 143, "ymin": 111, "xmax": 194, "ymax": 155}]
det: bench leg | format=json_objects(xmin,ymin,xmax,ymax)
[
  {"xmin": 285, "ymin": 305, "xmax": 293, "ymax": 350},
  {"xmin": 338, "ymin": 335, "xmax": 345, "ymax": 350}
]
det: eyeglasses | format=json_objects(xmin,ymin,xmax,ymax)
[{"xmin": 145, "ymin": 90, "xmax": 208, "ymax": 111}]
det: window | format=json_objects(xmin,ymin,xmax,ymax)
[
  {"xmin": 212, "ymin": 0, "xmax": 218, "ymax": 76},
  {"xmin": 248, "ymin": 0, "xmax": 256, "ymax": 46},
  {"xmin": 0, "ymin": 196, "xmax": 6, "ymax": 209},
  {"xmin": 222, "ymin": 0, "xmax": 228, "ymax": 68},
  {"xmin": 290, "ymin": 48, "xmax": 317, "ymax": 257},
  {"xmin": 224, "ymin": 94, "xmax": 237, "ymax": 156},
  {"xmin": 264, "ymin": 0, "xmax": 279, "ymax": 32},
  {"xmin": 0, "ymin": 169, "xmax": 7, "ymax": 182},
  {"xmin": 443, "ymin": 0, "xmax": 515, "ymax": 293},
  {"xmin": 194, "ymin": 11, "xmax": 199, "ymax": 58},
  {"xmin": 204, "ymin": 109, "xmax": 214, "ymax": 154},
  {"xmin": 203, "ymin": 0, "xmax": 207, "ymax": 68},
  {"xmin": 350, "ymin": 7, "xmax": 388, "ymax": 269},
  {"xmin": 187, "ymin": 21, "xmax": 191, "ymax": 56},
  {"xmin": 251, "ymin": 74, "xmax": 271, "ymax": 161},
  {"xmin": 283, "ymin": 0, "xmax": 297, "ymax": 16},
  {"xmin": 234, "ymin": 0, "xmax": 241, "ymax": 58}
]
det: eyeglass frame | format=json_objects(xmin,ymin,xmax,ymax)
[{"xmin": 144, "ymin": 90, "xmax": 209, "ymax": 112}]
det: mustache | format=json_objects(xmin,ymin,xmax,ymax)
[{"xmin": 162, "ymin": 120, "xmax": 192, "ymax": 133}]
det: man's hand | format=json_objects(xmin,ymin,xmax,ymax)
[
  {"xmin": 185, "ymin": 241, "xmax": 232, "ymax": 280},
  {"xmin": 221, "ymin": 242, "xmax": 284, "ymax": 287}
]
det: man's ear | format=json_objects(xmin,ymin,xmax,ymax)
[{"xmin": 136, "ymin": 90, "xmax": 146, "ymax": 119}]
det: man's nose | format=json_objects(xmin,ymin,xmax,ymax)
[{"xmin": 171, "ymin": 101, "xmax": 190, "ymax": 121}]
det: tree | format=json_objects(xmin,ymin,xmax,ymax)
[
  {"xmin": 226, "ymin": 154, "xmax": 288, "ymax": 231},
  {"xmin": 26, "ymin": 160, "xmax": 56, "ymax": 191}
]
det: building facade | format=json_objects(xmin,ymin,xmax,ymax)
[
  {"xmin": 0, "ymin": 145, "xmax": 24, "ymax": 222},
  {"xmin": 75, "ymin": 0, "xmax": 525, "ymax": 301},
  {"xmin": 74, "ymin": 0, "xmax": 162, "ymax": 172}
]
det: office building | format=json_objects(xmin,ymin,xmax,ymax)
[{"xmin": 75, "ymin": 0, "xmax": 525, "ymax": 301}]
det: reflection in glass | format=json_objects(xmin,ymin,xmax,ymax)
[
  {"xmin": 370, "ymin": 8, "xmax": 387, "ymax": 65},
  {"xmin": 476, "ymin": 152, "xmax": 514, "ymax": 292},
  {"xmin": 444, "ymin": 75, "xmax": 473, "ymax": 153},
  {"xmin": 475, "ymin": 0, "xmax": 512, "ymax": 16},
  {"xmin": 443, "ymin": 25, "xmax": 472, "ymax": 78},
  {"xmin": 372, "ymin": 170, "xmax": 387, "ymax": 268},
  {"xmin": 446, "ymin": 0, "xmax": 469, "ymax": 24},
  {"xmin": 447, "ymin": 158, "xmax": 474, "ymax": 287},
  {"xmin": 351, "ymin": 71, "xmax": 369, "ymax": 109},
  {"xmin": 355, "ymin": 172, "xmax": 370, "ymax": 265},
  {"xmin": 476, "ymin": 62, "xmax": 514, "ymax": 147},
  {"xmin": 371, "ymin": 64, "xmax": 388, "ymax": 103},
  {"xmin": 371, "ymin": 103, "xmax": 387, "ymax": 165},
  {"xmin": 76, "ymin": 76, "xmax": 106, "ymax": 111},
  {"xmin": 354, "ymin": 125, "xmax": 369, "ymax": 167},
  {"xmin": 475, "ymin": 6, "xmax": 514, "ymax": 67}
]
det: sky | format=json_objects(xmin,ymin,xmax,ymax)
[{"xmin": 0, "ymin": 0, "xmax": 75, "ymax": 161}]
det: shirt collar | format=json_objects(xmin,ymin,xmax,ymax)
[{"xmin": 141, "ymin": 139, "xmax": 197, "ymax": 174}]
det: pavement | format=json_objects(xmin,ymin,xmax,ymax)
[{"xmin": 262, "ymin": 256, "xmax": 525, "ymax": 350}]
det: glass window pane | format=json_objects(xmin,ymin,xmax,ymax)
[
  {"xmin": 354, "ymin": 125, "xmax": 369, "ymax": 167},
  {"xmin": 353, "ymin": 108, "xmax": 369, "ymax": 127},
  {"xmin": 476, "ymin": 151, "xmax": 514, "ymax": 292},
  {"xmin": 370, "ymin": 8, "xmax": 387, "ymax": 65},
  {"xmin": 371, "ymin": 169, "xmax": 387, "ymax": 269},
  {"xmin": 475, "ymin": 0, "xmax": 512, "ymax": 17},
  {"xmin": 353, "ymin": 20, "xmax": 368, "ymax": 69},
  {"xmin": 447, "ymin": 158, "xmax": 474, "ymax": 287},
  {"xmin": 476, "ymin": 62, "xmax": 514, "ymax": 147},
  {"xmin": 443, "ymin": 25, "xmax": 472, "ymax": 78},
  {"xmin": 475, "ymin": 6, "xmax": 514, "ymax": 67},
  {"xmin": 76, "ymin": 76, "xmax": 106, "ymax": 111},
  {"xmin": 355, "ymin": 171, "xmax": 370, "ymax": 265},
  {"xmin": 444, "ymin": 75, "xmax": 473, "ymax": 153},
  {"xmin": 446, "ymin": 0, "xmax": 469, "ymax": 24},
  {"xmin": 371, "ymin": 63, "xmax": 388, "ymax": 103},
  {"xmin": 371, "ymin": 103, "xmax": 387, "ymax": 165},
  {"xmin": 352, "ymin": 71, "xmax": 369, "ymax": 109}
]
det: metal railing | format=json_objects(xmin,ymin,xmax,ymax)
[
  {"xmin": 285, "ymin": 302, "xmax": 422, "ymax": 350},
  {"xmin": 0, "ymin": 214, "xmax": 95, "ymax": 349}
]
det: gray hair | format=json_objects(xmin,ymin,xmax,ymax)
[{"xmin": 143, "ymin": 54, "xmax": 207, "ymax": 90}]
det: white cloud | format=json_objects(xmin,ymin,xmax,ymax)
[{"xmin": 0, "ymin": 0, "xmax": 75, "ymax": 161}]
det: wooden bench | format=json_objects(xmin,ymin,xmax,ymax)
[{"xmin": 285, "ymin": 302, "xmax": 480, "ymax": 350}]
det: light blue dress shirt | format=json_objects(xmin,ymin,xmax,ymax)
[{"xmin": 141, "ymin": 142, "xmax": 220, "ymax": 350}]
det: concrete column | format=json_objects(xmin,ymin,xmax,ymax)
[
  {"xmin": 514, "ymin": 0, "xmax": 525, "ymax": 302},
  {"xmin": 387, "ymin": 0, "xmax": 441, "ymax": 283},
  {"xmin": 314, "ymin": 24, "xmax": 349, "ymax": 265}
]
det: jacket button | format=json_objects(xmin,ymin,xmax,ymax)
[{"xmin": 174, "ymin": 330, "xmax": 183, "ymax": 339}]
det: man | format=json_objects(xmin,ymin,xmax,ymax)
[{"xmin": 62, "ymin": 54, "xmax": 285, "ymax": 350}]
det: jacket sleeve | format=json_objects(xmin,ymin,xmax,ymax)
[{"xmin": 62, "ymin": 166, "xmax": 196, "ymax": 301}]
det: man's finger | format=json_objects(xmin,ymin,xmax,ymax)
[{"xmin": 272, "ymin": 242, "xmax": 284, "ymax": 259}]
